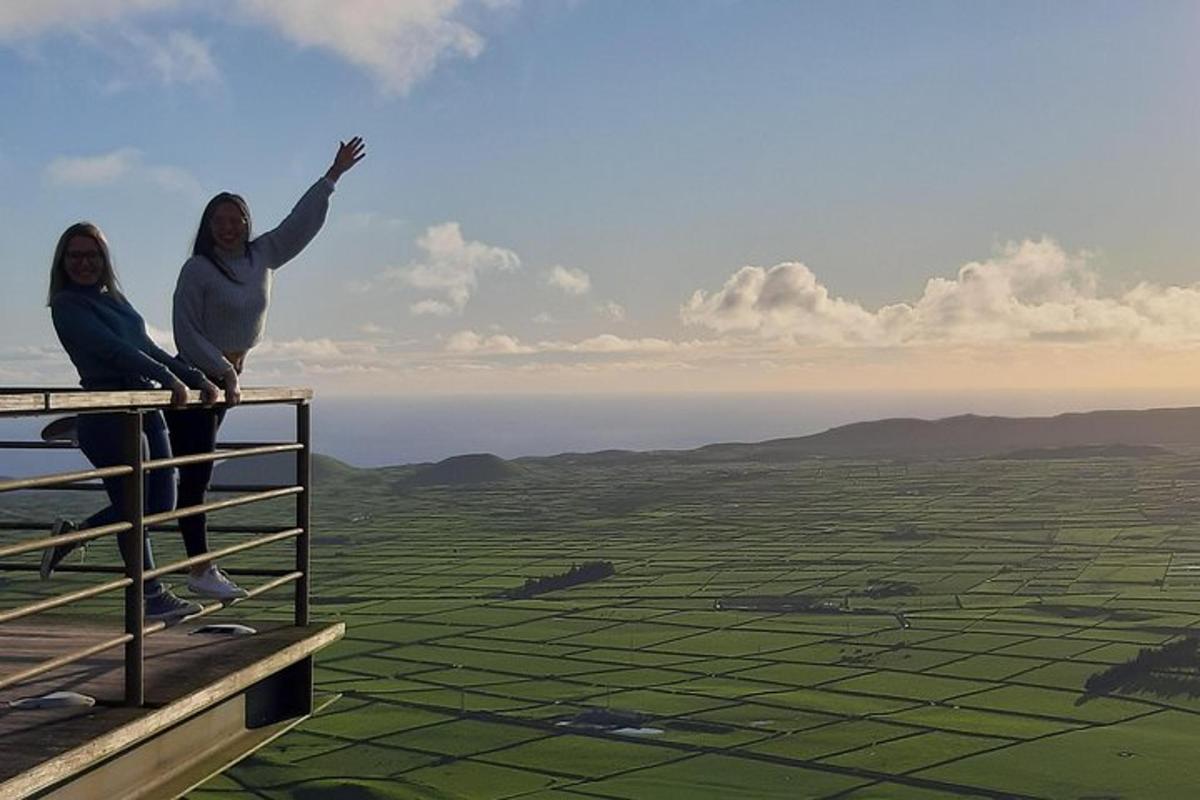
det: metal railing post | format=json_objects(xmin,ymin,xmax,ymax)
[
  {"xmin": 118, "ymin": 410, "xmax": 145, "ymax": 707},
  {"xmin": 295, "ymin": 401, "xmax": 311, "ymax": 626}
]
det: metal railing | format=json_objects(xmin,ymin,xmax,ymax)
[{"xmin": 0, "ymin": 387, "xmax": 313, "ymax": 706}]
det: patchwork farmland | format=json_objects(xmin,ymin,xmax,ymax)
[{"xmin": 7, "ymin": 450, "xmax": 1200, "ymax": 798}]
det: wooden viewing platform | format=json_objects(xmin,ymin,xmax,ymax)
[
  {"xmin": 0, "ymin": 387, "xmax": 340, "ymax": 799},
  {"xmin": 0, "ymin": 618, "xmax": 343, "ymax": 799}
]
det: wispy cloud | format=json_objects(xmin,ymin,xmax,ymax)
[
  {"xmin": 545, "ymin": 265, "xmax": 591, "ymax": 295},
  {"xmin": 443, "ymin": 330, "xmax": 694, "ymax": 356},
  {"xmin": 445, "ymin": 330, "xmax": 533, "ymax": 354},
  {"xmin": 44, "ymin": 147, "xmax": 204, "ymax": 199},
  {"xmin": 682, "ymin": 239, "xmax": 1200, "ymax": 347},
  {"xmin": 122, "ymin": 28, "xmax": 219, "ymax": 86},
  {"xmin": 597, "ymin": 301, "xmax": 626, "ymax": 321},
  {"xmin": 232, "ymin": 0, "xmax": 507, "ymax": 95},
  {"xmin": 45, "ymin": 148, "xmax": 140, "ymax": 186},
  {"xmin": 0, "ymin": 1, "xmax": 173, "ymax": 39},
  {"xmin": 2, "ymin": 0, "xmax": 506, "ymax": 95}
]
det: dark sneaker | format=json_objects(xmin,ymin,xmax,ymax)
[
  {"xmin": 145, "ymin": 588, "xmax": 203, "ymax": 621},
  {"xmin": 40, "ymin": 519, "xmax": 79, "ymax": 580}
]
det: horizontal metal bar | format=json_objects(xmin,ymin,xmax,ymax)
[
  {"xmin": 220, "ymin": 567, "xmax": 298, "ymax": 577},
  {"xmin": 0, "ymin": 633, "xmax": 132, "ymax": 694},
  {"xmin": 219, "ymin": 441, "xmax": 297, "ymax": 449},
  {"xmin": 144, "ymin": 528, "xmax": 303, "ymax": 580},
  {"xmin": 153, "ymin": 523, "xmax": 299, "ymax": 534},
  {"xmin": 0, "ymin": 576, "xmax": 132, "ymax": 625},
  {"xmin": 13, "ymin": 483, "xmax": 104, "ymax": 492},
  {"xmin": 0, "ymin": 562, "xmax": 296, "ymax": 577},
  {"xmin": 0, "ymin": 521, "xmax": 297, "ymax": 533},
  {"xmin": 0, "ymin": 465, "xmax": 132, "ymax": 494},
  {"xmin": 144, "ymin": 485, "xmax": 302, "ymax": 526},
  {"xmin": 142, "ymin": 571, "xmax": 302, "ymax": 636},
  {"xmin": 0, "ymin": 520, "xmax": 131, "ymax": 559},
  {"xmin": 144, "ymin": 442, "xmax": 302, "ymax": 472},
  {"xmin": 0, "ymin": 441, "xmax": 76, "ymax": 450},
  {"xmin": 0, "ymin": 562, "xmax": 125, "ymax": 574}
]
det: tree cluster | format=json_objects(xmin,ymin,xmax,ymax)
[
  {"xmin": 1084, "ymin": 637, "xmax": 1199, "ymax": 695},
  {"xmin": 501, "ymin": 560, "xmax": 616, "ymax": 599}
]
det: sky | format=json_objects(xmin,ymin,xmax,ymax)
[{"xmin": 1, "ymin": 0, "xmax": 1199, "ymax": 399}]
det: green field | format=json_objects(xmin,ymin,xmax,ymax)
[{"xmin": 6, "ymin": 450, "xmax": 1200, "ymax": 798}]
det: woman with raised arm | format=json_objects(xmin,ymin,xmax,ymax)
[
  {"xmin": 43, "ymin": 222, "xmax": 222, "ymax": 621},
  {"xmin": 167, "ymin": 137, "xmax": 366, "ymax": 600}
]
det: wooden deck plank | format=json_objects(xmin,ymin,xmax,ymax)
[{"xmin": 0, "ymin": 617, "xmax": 343, "ymax": 795}]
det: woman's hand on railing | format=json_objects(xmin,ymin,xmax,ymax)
[
  {"xmin": 222, "ymin": 369, "xmax": 242, "ymax": 407},
  {"xmin": 169, "ymin": 380, "xmax": 190, "ymax": 409},
  {"xmin": 199, "ymin": 379, "xmax": 221, "ymax": 407}
]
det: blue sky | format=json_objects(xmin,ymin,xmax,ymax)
[{"xmin": 2, "ymin": 1, "xmax": 1198, "ymax": 396}]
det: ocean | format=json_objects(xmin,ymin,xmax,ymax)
[{"xmin": 2, "ymin": 389, "xmax": 1197, "ymax": 475}]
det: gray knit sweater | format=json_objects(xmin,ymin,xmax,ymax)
[{"xmin": 173, "ymin": 177, "xmax": 335, "ymax": 378}]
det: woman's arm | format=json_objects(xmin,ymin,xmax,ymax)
[
  {"xmin": 52, "ymin": 294, "xmax": 183, "ymax": 390},
  {"xmin": 138, "ymin": 332, "xmax": 214, "ymax": 391},
  {"xmin": 173, "ymin": 258, "xmax": 235, "ymax": 379},
  {"xmin": 253, "ymin": 137, "xmax": 366, "ymax": 270}
]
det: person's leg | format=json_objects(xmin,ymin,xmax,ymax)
[
  {"xmin": 166, "ymin": 407, "xmax": 245, "ymax": 600},
  {"xmin": 71, "ymin": 414, "xmax": 165, "ymax": 596},
  {"xmin": 165, "ymin": 407, "xmax": 222, "ymax": 558},
  {"xmin": 140, "ymin": 411, "xmax": 176, "ymax": 589}
]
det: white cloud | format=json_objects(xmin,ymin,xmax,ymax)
[
  {"xmin": 123, "ymin": 28, "xmax": 219, "ymax": 85},
  {"xmin": 545, "ymin": 265, "xmax": 591, "ymax": 295},
  {"xmin": 44, "ymin": 148, "xmax": 202, "ymax": 198},
  {"xmin": 445, "ymin": 330, "xmax": 533, "ymax": 354},
  {"xmin": 0, "ymin": 1, "xmax": 173, "ymax": 39},
  {"xmin": 410, "ymin": 299, "xmax": 455, "ymax": 317},
  {"xmin": 532, "ymin": 312, "xmax": 555, "ymax": 324},
  {"xmin": 682, "ymin": 239, "xmax": 1200, "ymax": 348},
  {"xmin": 358, "ymin": 321, "xmax": 390, "ymax": 335},
  {"xmin": 232, "ymin": 0, "xmax": 500, "ymax": 95},
  {"xmin": 383, "ymin": 221, "xmax": 519, "ymax": 314},
  {"xmin": 442, "ymin": 330, "xmax": 694, "ymax": 357},
  {"xmin": 549, "ymin": 334, "xmax": 681, "ymax": 354},
  {"xmin": 598, "ymin": 301, "xmax": 626, "ymax": 321},
  {"xmin": 45, "ymin": 148, "xmax": 139, "ymax": 186},
  {"xmin": 3, "ymin": 1, "xmax": 504, "ymax": 95}
]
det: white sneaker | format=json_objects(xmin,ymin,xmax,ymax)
[{"xmin": 187, "ymin": 565, "xmax": 248, "ymax": 600}]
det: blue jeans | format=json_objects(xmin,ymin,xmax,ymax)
[{"xmin": 76, "ymin": 411, "xmax": 175, "ymax": 596}]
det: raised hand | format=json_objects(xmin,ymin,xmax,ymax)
[{"xmin": 326, "ymin": 136, "xmax": 366, "ymax": 183}]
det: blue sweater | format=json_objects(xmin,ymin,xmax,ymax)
[{"xmin": 51, "ymin": 284, "xmax": 208, "ymax": 391}]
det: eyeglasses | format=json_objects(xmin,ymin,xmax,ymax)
[{"xmin": 66, "ymin": 251, "xmax": 104, "ymax": 263}]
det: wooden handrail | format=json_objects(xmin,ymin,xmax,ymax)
[
  {"xmin": 0, "ymin": 386, "xmax": 311, "ymax": 417},
  {"xmin": 0, "ymin": 388, "xmax": 314, "ymax": 708}
]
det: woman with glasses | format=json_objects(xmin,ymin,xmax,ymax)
[
  {"xmin": 166, "ymin": 137, "xmax": 366, "ymax": 600},
  {"xmin": 44, "ymin": 222, "xmax": 222, "ymax": 621}
]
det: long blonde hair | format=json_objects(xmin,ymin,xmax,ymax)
[{"xmin": 47, "ymin": 222, "xmax": 125, "ymax": 305}]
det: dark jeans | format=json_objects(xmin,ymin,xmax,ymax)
[
  {"xmin": 163, "ymin": 406, "xmax": 226, "ymax": 557},
  {"xmin": 77, "ymin": 411, "xmax": 173, "ymax": 596}
]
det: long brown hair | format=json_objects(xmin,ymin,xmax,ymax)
[
  {"xmin": 47, "ymin": 222, "xmax": 125, "ymax": 306},
  {"xmin": 192, "ymin": 192, "xmax": 252, "ymax": 283}
]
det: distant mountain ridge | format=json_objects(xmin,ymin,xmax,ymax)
[
  {"xmin": 215, "ymin": 406, "xmax": 1200, "ymax": 479},
  {"xmin": 680, "ymin": 406, "xmax": 1200, "ymax": 462}
]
